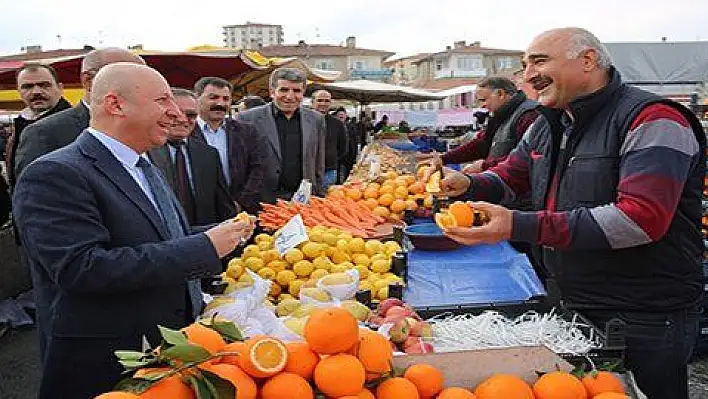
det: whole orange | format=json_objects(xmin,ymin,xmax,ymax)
[
  {"xmin": 94, "ymin": 393, "xmax": 140, "ymax": 398},
  {"xmin": 200, "ymin": 363, "xmax": 257, "ymax": 399},
  {"xmin": 261, "ymin": 372, "xmax": 314, "ymax": 399},
  {"xmin": 593, "ymin": 393, "xmax": 630, "ymax": 399},
  {"xmin": 437, "ymin": 387, "xmax": 478, "ymax": 399},
  {"xmin": 474, "ymin": 374, "xmax": 534, "ymax": 399},
  {"xmin": 284, "ymin": 342, "xmax": 320, "ymax": 380},
  {"xmin": 139, "ymin": 374, "xmax": 195, "ymax": 399},
  {"xmin": 355, "ymin": 330, "xmax": 393, "ymax": 375},
  {"xmin": 304, "ymin": 308, "xmax": 359, "ymax": 354},
  {"xmin": 313, "ymin": 354, "xmax": 365, "ymax": 397},
  {"xmin": 533, "ymin": 371, "xmax": 587, "ymax": 399},
  {"xmin": 376, "ymin": 377, "xmax": 420, "ymax": 399},
  {"xmin": 581, "ymin": 371, "xmax": 625, "ymax": 396},
  {"xmin": 181, "ymin": 323, "xmax": 227, "ymax": 355},
  {"xmin": 338, "ymin": 389, "xmax": 376, "ymax": 399},
  {"xmin": 403, "ymin": 363, "xmax": 444, "ymax": 398}
]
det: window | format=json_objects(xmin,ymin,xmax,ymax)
[
  {"xmin": 456, "ymin": 56, "xmax": 482, "ymax": 70},
  {"xmin": 495, "ymin": 57, "xmax": 516, "ymax": 70},
  {"xmin": 350, "ymin": 60, "xmax": 367, "ymax": 70},
  {"xmin": 315, "ymin": 59, "xmax": 335, "ymax": 70}
]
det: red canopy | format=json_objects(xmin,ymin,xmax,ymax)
[{"xmin": 0, "ymin": 51, "xmax": 263, "ymax": 90}]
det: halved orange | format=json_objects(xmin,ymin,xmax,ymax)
[
  {"xmin": 448, "ymin": 201, "xmax": 474, "ymax": 227},
  {"xmin": 435, "ymin": 212, "xmax": 457, "ymax": 230},
  {"xmin": 238, "ymin": 335, "xmax": 288, "ymax": 378}
]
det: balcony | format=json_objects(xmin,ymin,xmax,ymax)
[
  {"xmin": 434, "ymin": 68, "xmax": 487, "ymax": 79},
  {"xmin": 349, "ymin": 68, "xmax": 394, "ymax": 80}
]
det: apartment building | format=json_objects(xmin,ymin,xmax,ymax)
[
  {"xmin": 413, "ymin": 41, "xmax": 523, "ymax": 90},
  {"xmin": 223, "ymin": 22, "xmax": 284, "ymax": 50},
  {"xmin": 258, "ymin": 36, "xmax": 395, "ymax": 81},
  {"xmin": 384, "ymin": 53, "xmax": 431, "ymax": 85}
]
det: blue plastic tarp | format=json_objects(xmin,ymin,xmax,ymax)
[{"xmin": 403, "ymin": 241, "xmax": 545, "ymax": 308}]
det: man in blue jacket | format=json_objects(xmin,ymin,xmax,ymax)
[{"xmin": 13, "ymin": 63, "xmax": 254, "ymax": 399}]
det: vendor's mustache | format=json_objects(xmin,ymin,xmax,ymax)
[
  {"xmin": 30, "ymin": 94, "xmax": 49, "ymax": 101},
  {"xmin": 210, "ymin": 105, "xmax": 228, "ymax": 112},
  {"xmin": 530, "ymin": 75, "xmax": 553, "ymax": 91}
]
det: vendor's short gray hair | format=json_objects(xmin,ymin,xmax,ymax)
[
  {"xmin": 269, "ymin": 67, "xmax": 307, "ymax": 90},
  {"xmin": 566, "ymin": 28, "xmax": 613, "ymax": 69}
]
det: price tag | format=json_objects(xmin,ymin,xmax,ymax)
[
  {"xmin": 275, "ymin": 214, "xmax": 309, "ymax": 256},
  {"xmin": 291, "ymin": 179, "xmax": 312, "ymax": 204},
  {"xmin": 368, "ymin": 157, "xmax": 381, "ymax": 180}
]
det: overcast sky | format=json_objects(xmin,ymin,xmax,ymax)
[{"xmin": 2, "ymin": 0, "xmax": 707, "ymax": 58}]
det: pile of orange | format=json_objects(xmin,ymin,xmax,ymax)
[
  {"xmin": 94, "ymin": 314, "xmax": 629, "ymax": 399},
  {"xmin": 329, "ymin": 171, "xmax": 435, "ymax": 221}
]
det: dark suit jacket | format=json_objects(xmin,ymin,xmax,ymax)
[
  {"xmin": 149, "ymin": 138, "xmax": 236, "ymax": 226},
  {"xmin": 192, "ymin": 118, "xmax": 267, "ymax": 213},
  {"xmin": 14, "ymin": 101, "xmax": 90, "ymax": 181},
  {"xmin": 237, "ymin": 103, "xmax": 326, "ymax": 201},
  {"xmin": 6, "ymin": 97, "xmax": 72, "ymax": 186},
  {"xmin": 12, "ymin": 131, "xmax": 221, "ymax": 399},
  {"xmin": 0, "ymin": 173, "xmax": 9, "ymax": 226}
]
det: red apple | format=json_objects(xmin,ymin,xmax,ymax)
[
  {"xmin": 377, "ymin": 298, "xmax": 404, "ymax": 316},
  {"xmin": 388, "ymin": 319, "xmax": 410, "ymax": 344},
  {"xmin": 367, "ymin": 315, "xmax": 384, "ymax": 326},
  {"xmin": 386, "ymin": 305, "xmax": 413, "ymax": 319},
  {"xmin": 404, "ymin": 341, "xmax": 434, "ymax": 354}
]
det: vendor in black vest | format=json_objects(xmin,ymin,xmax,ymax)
[
  {"xmin": 418, "ymin": 77, "xmax": 539, "ymax": 174},
  {"xmin": 440, "ymin": 27, "xmax": 705, "ymax": 399}
]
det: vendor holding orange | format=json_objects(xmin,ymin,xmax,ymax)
[{"xmin": 440, "ymin": 27, "xmax": 705, "ymax": 399}]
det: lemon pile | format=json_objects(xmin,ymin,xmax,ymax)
[
  {"xmin": 327, "ymin": 171, "xmax": 434, "ymax": 222},
  {"xmin": 222, "ymin": 226, "xmax": 404, "ymax": 302}
]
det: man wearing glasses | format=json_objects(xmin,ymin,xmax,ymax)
[
  {"xmin": 13, "ymin": 48, "xmax": 145, "ymax": 181},
  {"xmin": 149, "ymin": 88, "xmax": 236, "ymax": 226}
]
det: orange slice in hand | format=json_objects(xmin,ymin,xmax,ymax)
[
  {"xmin": 238, "ymin": 335, "xmax": 288, "ymax": 378},
  {"xmin": 425, "ymin": 171, "xmax": 441, "ymax": 193},
  {"xmin": 434, "ymin": 212, "xmax": 457, "ymax": 230},
  {"xmin": 234, "ymin": 211, "xmax": 256, "ymax": 225}
]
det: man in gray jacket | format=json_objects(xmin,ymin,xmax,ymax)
[{"xmin": 237, "ymin": 67, "xmax": 326, "ymax": 202}]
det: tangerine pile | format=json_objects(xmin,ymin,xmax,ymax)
[
  {"xmin": 328, "ymin": 171, "xmax": 435, "ymax": 222},
  {"xmin": 95, "ymin": 311, "xmax": 630, "ymax": 399}
]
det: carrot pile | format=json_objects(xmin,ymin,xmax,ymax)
[{"xmin": 258, "ymin": 197, "xmax": 387, "ymax": 238}]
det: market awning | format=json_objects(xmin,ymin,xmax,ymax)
[
  {"xmin": 307, "ymin": 80, "xmax": 447, "ymax": 104},
  {"xmin": 231, "ymin": 55, "xmax": 341, "ymax": 100},
  {"xmin": 0, "ymin": 51, "xmax": 264, "ymax": 90}
]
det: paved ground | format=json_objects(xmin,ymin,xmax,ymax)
[{"xmin": 1, "ymin": 325, "xmax": 707, "ymax": 398}]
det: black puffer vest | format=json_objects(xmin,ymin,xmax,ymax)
[
  {"xmin": 527, "ymin": 68, "xmax": 706, "ymax": 311},
  {"xmin": 487, "ymin": 97, "xmax": 538, "ymax": 158}
]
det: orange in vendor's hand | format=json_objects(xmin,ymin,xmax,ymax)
[
  {"xmin": 304, "ymin": 307, "xmax": 359, "ymax": 354},
  {"xmin": 581, "ymin": 371, "xmax": 625, "ymax": 396},
  {"xmin": 448, "ymin": 201, "xmax": 474, "ymax": 228},
  {"xmin": 474, "ymin": 374, "xmax": 534, "ymax": 399},
  {"xmin": 181, "ymin": 323, "xmax": 226, "ymax": 355},
  {"xmin": 238, "ymin": 335, "xmax": 288, "ymax": 378},
  {"xmin": 533, "ymin": 371, "xmax": 587, "ymax": 399},
  {"xmin": 435, "ymin": 212, "xmax": 457, "ymax": 230}
]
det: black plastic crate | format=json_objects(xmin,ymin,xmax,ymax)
[
  {"xmin": 411, "ymin": 298, "xmax": 626, "ymax": 372},
  {"xmin": 694, "ymin": 316, "xmax": 708, "ymax": 356}
]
